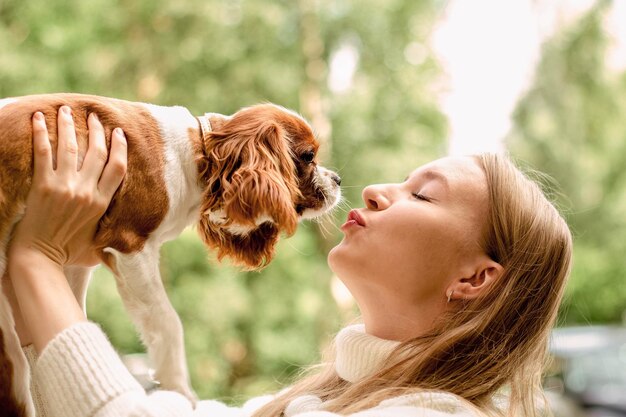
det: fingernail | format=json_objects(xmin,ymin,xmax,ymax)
[
  {"xmin": 115, "ymin": 128, "xmax": 126, "ymax": 139},
  {"xmin": 92, "ymin": 113, "xmax": 99, "ymax": 121},
  {"xmin": 62, "ymin": 106, "xmax": 71, "ymax": 115},
  {"xmin": 34, "ymin": 112, "xmax": 44, "ymax": 121}
]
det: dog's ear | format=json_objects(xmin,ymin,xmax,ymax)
[
  {"xmin": 222, "ymin": 122, "xmax": 299, "ymax": 234},
  {"xmin": 197, "ymin": 220, "xmax": 281, "ymax": 270},
  {"xmin": 198, "ymin": 116, "xmax": 300, "ymax": 269}
]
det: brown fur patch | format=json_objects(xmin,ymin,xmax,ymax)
[
  {"xmin": 0, "ymin": 327, "xmax": 26, "ymax": 417},
  {"xmin": 0, "ymin": 93, "xmax": 170, "ymax": 255}
]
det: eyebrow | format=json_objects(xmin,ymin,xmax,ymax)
[{"xmin": 405, "ymin": 169, "xmax": 450, "ymax": 190}]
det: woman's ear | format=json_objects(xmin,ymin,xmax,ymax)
[{"xmin": 448, "ymin": 259, "xmax": 504, "ymax": 301}]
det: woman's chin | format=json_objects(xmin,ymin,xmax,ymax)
[
  {"xmin": 327, "ymin": 240, "xmax": 346, "ymax": 268},
  {"xmin": 327, "ymin": 241, "xmax": 357, "ymax": 278}
]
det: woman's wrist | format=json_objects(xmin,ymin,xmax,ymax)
[
  {"xmin": 9, "ymin": 246, "xmax": 87, "ymax": 353},
  {"xmin": 9, "ymin": 244, "xmax": 63, "ymax": 273},
  {"xmin": 8, "ymin": 238, "xmax": 66, "ymax": 269}
]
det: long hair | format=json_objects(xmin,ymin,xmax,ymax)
[{"xmin": 254, "ymin": 153, "xmax": 573, "ymax": 417}]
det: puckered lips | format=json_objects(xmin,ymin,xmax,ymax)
[{"xmin": 341, "ymin": 209, "xmax": 366, "ymax": 230}]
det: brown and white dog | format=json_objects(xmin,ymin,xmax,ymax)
[{"xmin": 0, "ymin": 93, "xmax": 341, "ymax": 416}]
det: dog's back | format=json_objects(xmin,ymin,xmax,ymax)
[
  {"xmin": 0, "ymin": 93, "xmax": 200, "ymax": 416},
  {"xmin": 0, "ymin": 94, "xmax": 342, "ymax": 415},
  {"xmin": 0, "ymin": 94, "xmax": 177, "ymax": 255}
]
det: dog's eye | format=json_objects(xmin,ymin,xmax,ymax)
[{"xmin": 301, "ymin": 151, "xmax": 315, "ymax": 163}]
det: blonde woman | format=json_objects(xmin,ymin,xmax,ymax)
[{"xmin": 7, "ymin": 108, "xmax": 572, "ymax": 417}]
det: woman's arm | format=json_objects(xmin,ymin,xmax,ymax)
[
  {"xmin": 8, "ymin": 107, "xmax": 127, "ymax": 353},
  {"xmin": 9, "ymin": 248, "xmax": 86, "ymax": 352}
]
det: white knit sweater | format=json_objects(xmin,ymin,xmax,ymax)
[{"xmin": 24, "ymin": 323, "xmax": 478, "ymax": 417}]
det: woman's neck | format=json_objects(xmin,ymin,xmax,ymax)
[{"xmin": 356, "ymin": 288, "xmax": 444, "ymax": 341}]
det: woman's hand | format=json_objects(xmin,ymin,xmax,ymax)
[
  {"xmin": 8, "ymin": 106, "xmax": 127, "ymax": 352},
  {"xmin": 9, "ymin": 106, "xmax": 127, "ymax": 267}
]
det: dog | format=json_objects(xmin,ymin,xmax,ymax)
[{"xmin": 0, "ymin": 93, "xmax": 342, "ymax": 417}]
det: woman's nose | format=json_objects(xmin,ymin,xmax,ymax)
[{"xmin": 362, "ymin": 184, "xmax": 390, "ymax": 210}]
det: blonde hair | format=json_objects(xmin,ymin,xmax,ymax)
[{"xmin": 254, "ymin": 153, "xmax": 573, "ymax": 417}]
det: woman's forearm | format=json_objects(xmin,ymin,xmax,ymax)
[{"xmin": 9, "ymin": 247, "xmax": 86, "ymax": 353}]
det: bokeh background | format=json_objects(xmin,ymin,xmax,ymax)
[{"xmin": 2, "ymin": 0, "xmax": 625, "ymax": 407}]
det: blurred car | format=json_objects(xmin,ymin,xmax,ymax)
[{"xmin": 546, "ymin": 326, "xmax": 626, "ymax": 417}]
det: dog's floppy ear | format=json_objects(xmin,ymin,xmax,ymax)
[
  {"xmin": 222, "ymin": 122, "xmax": 299, "ymax": 234},
  {"xmin": 198, "ymin": 114, "xmax": 300, "ymax": 269},
  {"xmin": 197, "ymin": 221, "xmax": 282, "ymax": 270}
]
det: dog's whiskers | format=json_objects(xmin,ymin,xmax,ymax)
[{"xmin": 338, "ymin": 185, "xmax": 366, "ymax": 189}]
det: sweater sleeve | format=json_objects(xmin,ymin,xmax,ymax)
[{"xmin": 32, "ymin": 321, "xmax": 261, "ymax": 417}]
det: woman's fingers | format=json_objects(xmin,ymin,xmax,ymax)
[
  {"xmin": 31, "ymin": 112, "xmax": 53, "ymax": 181},
  {"xmin": 81, "ymin": 113, "xmax": 108, "ymax": 180},
  {"xmin": 98, "ymin": 127, "xmax": 127, "ymax": 200},
  {"xmin": 56, "ymin": 106, "xmax": 79, "ymax": 174}
]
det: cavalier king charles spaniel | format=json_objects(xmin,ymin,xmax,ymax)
[{"xmin": 0, "ymin": 94, "xmax": 341, "ymax": 416}]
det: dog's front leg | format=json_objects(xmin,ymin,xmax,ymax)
[{"xmin": 103, "ymin": 242, "xmax": 197, "ymax": 405}]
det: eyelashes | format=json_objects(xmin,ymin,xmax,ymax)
[{"xmin": 412, "ymin": 192, "xmax": 432, "ymax": 202}]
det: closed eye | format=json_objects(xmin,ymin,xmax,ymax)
[{"xmin": 412, "ymin": 192, "xmax": 431, "ymax": 202}]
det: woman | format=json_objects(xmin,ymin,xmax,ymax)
[{"xmin": 7, "ymin": 108, "xmax": 572, "ymax": 417}]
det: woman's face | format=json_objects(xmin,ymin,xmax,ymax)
[{"xmin": 328, "ymin": 156, "xmax": 489, "ymax": 308}]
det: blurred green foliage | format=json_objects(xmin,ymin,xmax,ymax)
[
  {"xmin": 2, "ymin": 0, "xmax": 625, "ymax": 403},
  {"xmin": 1, "ymin": 0, "xmax": 446, "ymax": 400},
  {"xmin": 507, "ymin": 1, "xmax": 626, "ymax": 325}
]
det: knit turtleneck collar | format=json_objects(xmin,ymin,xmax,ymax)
[{"xmin": 334, "ymin": 324, "xmax": 401, "ymax": 383}]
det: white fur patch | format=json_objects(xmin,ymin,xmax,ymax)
[
  {"xmin": 300, "ymin": 166, "xmax": 342, "ymax": 220},
  {"xmin": 0, "ymin": 97, "xmax": 18, "ymax": 110},
  {"xmin": 142, "ymin": 103, "xmax": 204, "ymax": 241},
  {"xmin": 254, "ymin": 214, "xmax": 274, "ymax": 225},
  {"xmin": 209, "ymin": 209, "xmax": 274, "ymax": 236},
  {"xmin": 208, "ymin": 209, "xmax": 227, "ymax": 224}
]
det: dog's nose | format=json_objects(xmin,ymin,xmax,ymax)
[{"xmin": 331, "ymin": 173, "xmax": 341, "ymax": 186}]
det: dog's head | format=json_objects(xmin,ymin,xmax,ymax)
[{"xmin": 197, "ymin": 104, "xmax": 341, "ymax": 269}]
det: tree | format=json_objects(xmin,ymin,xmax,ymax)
[{"xmin": 508, "ymin": 0, "xmax": 626, "ymax": 324}]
